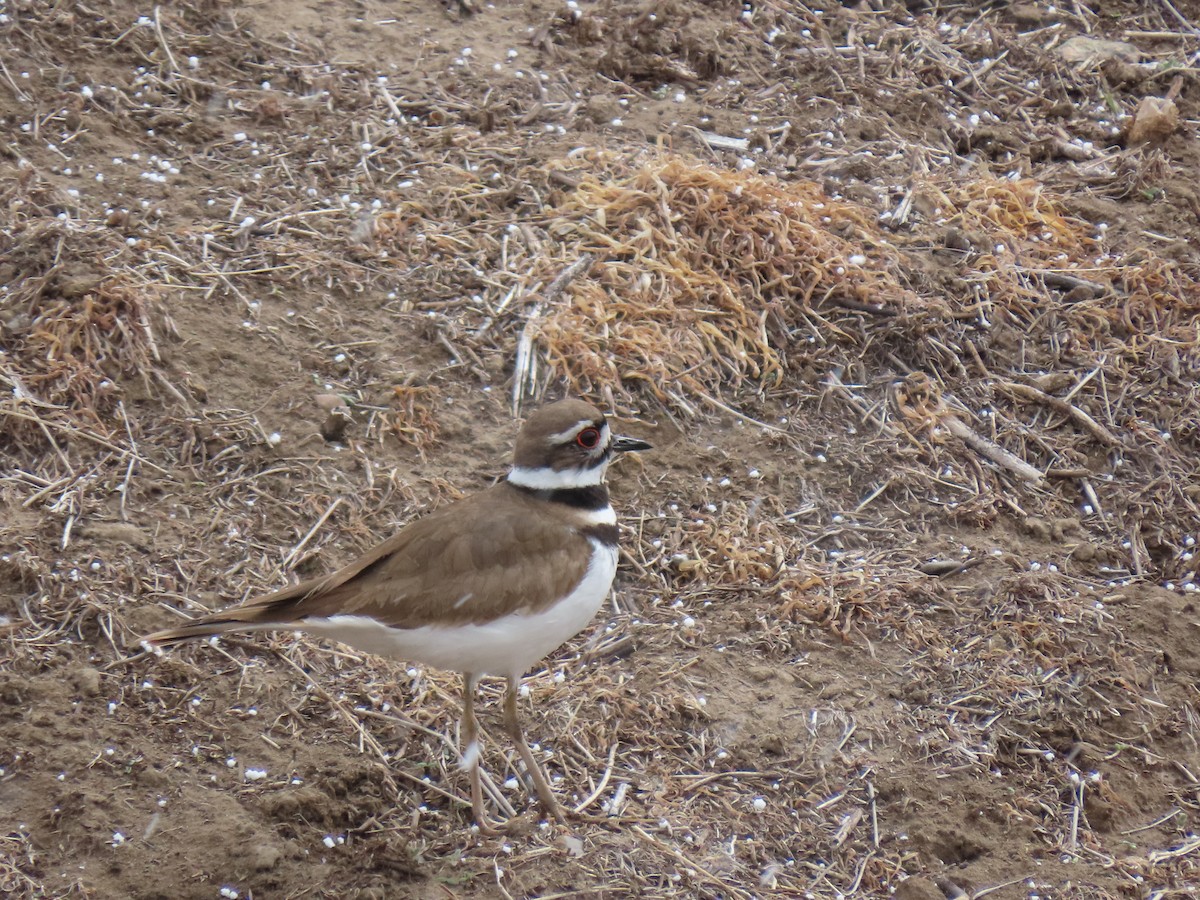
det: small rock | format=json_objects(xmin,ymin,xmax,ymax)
[
  {"xmin": 1126, "ymin": 96, "xmax": 1179, "ymax": 146},
  {"xmin": 894, "ymin": 876, "xmax": 945, "ymax": 900},
  {"xmin": 1008, "ymin": 3, "xmax": 1053, "ymax": 28},
  {"xmin": 320, "ymin": 407, "xmax": 353, "ymax": 442},
  {"xmin": 57, "ymin": 273, "xmax": 105, "ymax": 299},
  {"xmin": 70, "ymin": 666, "xmax": 102, "ymax": 697},
  {"xmin": 561, "ymin": 834, "xmax": 585, "ymax": 857},
  {"xmin": 1057, "ymin": 36, "xmax": 1139, "ymax": 65},
  {"xmin": 186, "ymin": 375, "xmax": 209, "ymax": 402},
  {"xmin": 746, "ymin": 665, "xmax": 776, "ymax": 683},
  {"xmin": 315, "ymin": 394, "xmax": 353, "ymax": 442},
  {"xmin": 584, "ymin": 95, "xmax": 620, "ymax": 125},
  {"xmin": 759, "ymin": 733, "xmax": 785, "ymax": 756},
  {"xmin": 77, "ymin": 521, "xmax": 150, "ymax": 548},
  {"xmin": 1031, "ymin": 373, "xmax": 1075, "ymax": 393},
  {"xmin": 1021, "ymin": 516, "xmax": 1052, "ymax": 541},
  {"xmin": 942, "ymin": 228, "xmax": 974, "ymax": 253},
  {"xmin": 314, "ymin": 393, "xmax": 347, "ymax": 412},
  {"xmin": 251, "ymin": 845, "xmax": 282, "ymax": 872}
]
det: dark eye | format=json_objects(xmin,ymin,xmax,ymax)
[{"xmin": 576, "ymin": 427, "xmax": 601, "ymax": 449}]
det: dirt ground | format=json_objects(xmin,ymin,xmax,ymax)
[{"xmin": 3, "ymin": 0, "xmax": 1200, "ymax": 897}]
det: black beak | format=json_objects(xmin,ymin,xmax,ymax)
[{"xmin": 612, "ymin": 435, "xmax": 652, "ymax": 453}]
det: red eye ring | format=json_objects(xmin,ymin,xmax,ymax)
[{"xmin": 576, "ymin": 427, "xmax": 601, "ymax": 449}]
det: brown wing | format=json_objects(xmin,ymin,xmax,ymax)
[{"xmin": 140, "ymin": 485, "xmax": 594, "ymax": 645}]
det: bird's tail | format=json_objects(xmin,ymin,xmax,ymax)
[
  {"xmin": 136, "ymin": 581, "xmax": 312, "ymax": 650},
  {"xmin": 138, "ymin": 615, "xmax": 267, "ymax": 649}
]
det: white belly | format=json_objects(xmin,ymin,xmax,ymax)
[{"xmin": 300, "ymin": 540, "xmax": 619, "ymax": 678}]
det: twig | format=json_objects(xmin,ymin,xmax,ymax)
[
  {"xmin": 953, "ymin": 49, "xmax": 1009, "ymax": 91},
  {"xmin": 694, "ymin": 390, "xmax": 791, "ymax": 436},
  {"xmin": 1016, "ymin": 266, "xmax": 1117, "ymax": 298},
  {"xmin": 971, "ymin": 876, "xmax": 1033, "ymax": 898},
  {"xmin": 1158, "ymin": 0, "xmax": 1200, "ymax": 40},
  {"xmin": 1068, "ymin": 774, "xmax": 1083, "ymax": 852},
  {"xmin": 866, "ymin": 778, "xmax": 879, "ymax": 848},
  {"xmin": 822, "ymin": 370, "xmax": 901, "ymax": 439},
  {"xmin": 275, "ymin": 497, "xmax": 344, "ymax": 575},
  {"xmin": 0, "ymin": 407, "xmax": 171, "ymax": 475},
  {"xmin": 691, "ymin": 128, "xmax": 750, "ymax": 153},
  {"xmin": 1148, "ymin": 833, "xmax": 1200, "ymax": 864},
  {"xmin": 511, "ymin": 301, "xmax": 543, "ymax": 417},
  {"xmin": 1080, "ymin": 478, "xmax": 1104, "ymax": 517},
  {"xmin": 996, "ymin": 380, "xmax": 1121, "ymax": 447},
  {"xmin": 1121, "ymin": 807, "xmax": 1181, "ymax": 834},
  {"xmin": 511, "ymin": 254, "xmax": 595, "ymax": 415},
  {"xmin": 572, "ymin": 741, "xmax": 620, "ymax": 814},
  {"xmin": 631, "ymin": 826, "xmax": 754, "ymax": 900},
  {"xmin": 542, "ymin": 253, "xmax": 596, "ymax": 306},
  {"xmin": 942, "ymin": 414, "xmax": 1045, "ymax": 485},
  {"xmin": 854, "ymin": 480, "xmax": 892, "ymax": 513},
  {"xmin": 0, "ymin": 55, "xmax": 31, "ymax": 103},
  {"xmin": 152, "ymin": 7, "xmax": 182, "ymax": 79},
  {"xmin": 116, "ymin": 401, "xmax": 138, "ymax": 521}
]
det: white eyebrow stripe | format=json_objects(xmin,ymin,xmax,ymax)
[{"xmin": 547, "ymin": 419, "xmax": 601, "ymax": 443}]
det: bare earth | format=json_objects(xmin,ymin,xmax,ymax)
[{"xmin": 3, "ymin": 1, "xmax": 1200, "ymax": 897}]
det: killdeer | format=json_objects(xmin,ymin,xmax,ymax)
[{"xmin": 138, "ymin": 398, "xmax": 650, "ymax": 828}]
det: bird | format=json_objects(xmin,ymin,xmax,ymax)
[{"xmin": 137, "ymin": 398, "xmax": 651, "ymax": 828}]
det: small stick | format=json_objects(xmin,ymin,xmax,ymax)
[
  {"xmin": 691, "ymin": 128, "xmax": 750, "ymax": 153},
  {"xmin": 1148, "ymin": 834, "xmax": 1200, "ymax": 863},
  {"xmin": 116, "ymin": 401, "xmax": 140, "ymax": 521},
  {"xmin": 572, "ymin": 741, "xmax": 620, "ymax": 814},
  {"xmin": 1068, "ymin": 774, "xmax": 1083, "ymax": 852},
  {"xmin": 375, "ymin": 83, "xmax": 405, "ymax": 122},
  {"xmin": 1128, "ymin": 526, "xmax": 1146, "ymax": 577},
  {"xmin": 511, "ymin": 254, "xmax": 595, "ymax": 415},
  {"xmin": 1158, "ymin": 0, "xmax": 1200, "ymax": 40},
  {"xmin": 855, "ymin": 480, "xmax": 891, "ymax": 513},
  {"xmin": 1124, "ymin": 29, "xmax": 1198, "ymax": 38},
  {"xmin": 1017, "ymin": 267, "xmax": 1116, "ymax": 298},
  {"xmin": 972, "ymin": 876, "xmax": 1033, "ymax": 898},
  {"xmin": 152, "ymin": 7, "xmax": 182, "ymax": 78},
  {"xmin": 1062, "ymin": 366, "xmax": 1100, "ymax": 402},
  {"xmin": 823, "ymin": 370, "xmax": 901, "ymax": 439},
  {"xmin": 542, "ymin": 253, "xmax": 595, "ymax": 306},
  {"xmin": 511, "ymin": 301, "xmax": 542, "ymax": 416},
  {"xmin": 631, "ymin": 826, "xmax": 754, "ymax": 900},
  {"xmin": 866, "ymin": 778, "xmax": 879, "ymax": 848},
  {"xmin": 694, "ymin": 390, "xmax": 791, "ymax": 436},
  {"xmin": 997, "ymin": 380, "xmax": 1120, "ymax": 447},
  {"xmin": 941, "ymin": 414, "xmax": 1045, "ymax": 485},
  {"xmin": 0, "ymin": 406, "xmax": 72, "ymax": 469},
  {"xmin": 1080, "ymin": 478, "xmax": 1104, "ymax": 517},
  {"xmin": 276, "ymin": 497, "xmax": 344, "ymax": 574},
  {"xmin": 953, "ymin": 48, "xmax": 1009, "ymax": 91},
  {"xmin": 0, "ymin": 55, "xmax": 31, "ymax": 102},
  {"xmin": 1121, "ymin": 807, "xmax": 1182, "ymax": 834}
]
